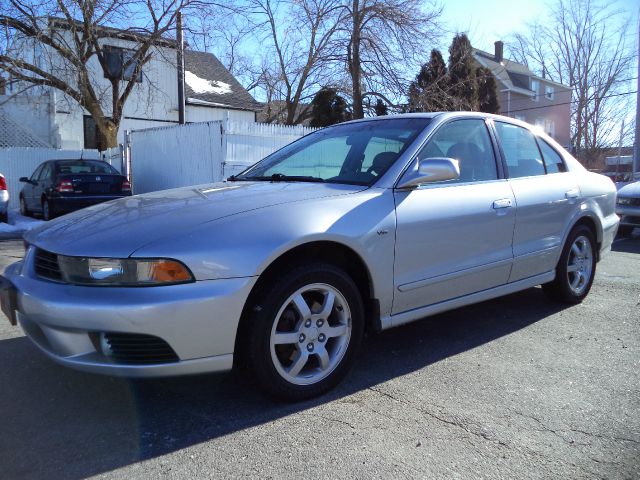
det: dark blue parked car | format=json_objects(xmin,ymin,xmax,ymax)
[{"xmin": 19, "ymin": 159, "xmax": 132, "ymax": 220}]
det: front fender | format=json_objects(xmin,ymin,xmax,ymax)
[{"xmin": 132, "ymin": 188, "xmax": 398, "ymax": 317}]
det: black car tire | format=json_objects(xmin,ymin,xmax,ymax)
[
  {"xmin": 0, "ymin": 211, "xmax": 7, "ymax": 224},
  {"xmin": 245, "ymin": 263, "xmax": 364, "ymax": 401},
  {"xmin": 542, "ymin": 224, "xmax": 597, "ymax": 304},
  {"xmin": 42, "ymin": 199, "xmax": 55, "ymax": 221},
  {"xmin": 19, "ymin": 196, "xmax": 29, "ymax": 217}
]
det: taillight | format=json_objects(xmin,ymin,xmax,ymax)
[
  {"xmin": 56, "ymin": 180, "xmax": 74, "ymax": 192},
  {"xmin": 121, "ymin": 180, "xmax": 131, "ymax": 192},
  {"xmin": 0, "ymin": 176, "xmax": 6, "ymax": 190}
]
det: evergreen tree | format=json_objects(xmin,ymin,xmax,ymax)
[
  {"xmin": 408, "ymin": 49, "xmax": 449, "ymax": 112},
  {"xmin": 374, "ymin": 99, "xmax": 389, "ymax": 116},
  {"xmin": 309, "ymin": 87, "xmax": 350, "ymax": 128},
  {"xmin": 448, "ymin": 34, "xmax": 478, "ymax": 110},
  {"xmin": 476, "ymin": 67, "xmax": 500, "ymax": 114}
]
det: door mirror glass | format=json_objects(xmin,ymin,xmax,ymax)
[
  {"xmin": 396, "ymin": 157, "xmax": 460, "ymax": 189},
  {"xmin": 19, "ymin": 177, "xmax": 29, "ymax": 183}
]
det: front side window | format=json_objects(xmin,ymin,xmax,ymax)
[
  {"xmin": 417, "ymin": 119, "xmax": 498, "ymax": 183},
  {"xmin": 237, "ymin": 118, "xmax": 431, "ymax": 185},
  {"xmin": 38, "ymin": 163, "xmax": 52, "ymax": 180},
  {"xmin": 495, "ymin": 122, "xmax": 546, "ymax": 178},
  {"xmin": 30, "ymin": 164, "xmax": 44, "ymax": 182}
]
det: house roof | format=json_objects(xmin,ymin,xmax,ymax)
[
  {"xmin": 473, "ymin": 48, "xmax": 571, "ymax": 93},
  {"xmin": 184, "ymin": 51, "xmax": 261, "ymax": 112}
]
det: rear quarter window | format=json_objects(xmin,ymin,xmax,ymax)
[{"xmin": 538, "ymin": 139, "xmax": 567, "ymax": 173}]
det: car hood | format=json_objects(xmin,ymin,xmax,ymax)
[
  {"xmin": 25, "ymin": 181, "xmax": 367, "ymax": 257},
  {"xmin": 617, "ymin": 181, "xmax": 640, "ymax": 197}
]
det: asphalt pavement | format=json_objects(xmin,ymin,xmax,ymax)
[{"xmin": 0, "ymin": 237, "xmax": 638, "ymax": 479}]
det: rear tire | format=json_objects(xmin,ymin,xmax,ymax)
[
  {"xmin": 0, "ymin": 211, "xmax": 7, "ymax": 223},
  {"xmin": 42, "ymin": 199, "xmax": 55, "ymax": 221},
  {"xmin": 542, "ymin": 225, "xmax": 596, "ymax": 304},
  {"xmin": 19, "ymin": 196, "xmax": 29, "ymax": 217},
  {"xmin": 244, "ymin": 263, "xmax": 364, "ymax": 401}
]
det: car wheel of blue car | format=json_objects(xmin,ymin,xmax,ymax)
[
  {"xmin": 42, "ymin": 199, "xmax": 55, "ymax": 221},
  {"xmin": 246, "ymin": 263, "xmax": 364, "ymax": 401},
  {"xmin": 19, "ymin": 196, "xmax": 29, "ymax": 217}
]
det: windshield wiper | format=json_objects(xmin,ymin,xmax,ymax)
[{"xmin": 235, "ymin": 173, "xmax": 325, "ymax": 183}]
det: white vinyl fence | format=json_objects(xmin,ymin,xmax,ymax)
[
  {"xmin": 128, "ymin": 120, "xmax": 316, "ymax": 194},
  {"xmin": 0, "ymin": 148, "xmax": 100, "ymax": 209}
]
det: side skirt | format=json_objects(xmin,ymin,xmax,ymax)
[{"xmin": 380, "ymin": 270, "xmax": 556, "ymax": 330}]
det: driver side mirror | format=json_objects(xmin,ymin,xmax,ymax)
[
  {"xmin": 396, "ymin": 157, "xmax": 460, "ymax": 189},
  {"xmin": 19, "ymin": 177, "xmax": 29, "ymax": 183}
]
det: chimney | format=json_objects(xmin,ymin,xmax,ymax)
[{"xmin": 494, "ymin": 40, "xmax": 504, "ymax": 63}]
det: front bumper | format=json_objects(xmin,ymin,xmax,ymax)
[
  {"xmin": 2, "ymin": 251, "xmax": 257, "ymax": 377},
  {"xmin": 615, "ymin": 205, "xmax": 640, "ymax": 227}
]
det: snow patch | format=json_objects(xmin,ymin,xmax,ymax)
[
  {"xmin": 0, "ymin": 210, "xmax": 45, "ymax": 235},
  {"xmin": 184, "ymin": 71, "xmax": 232, "ymax": 95}
]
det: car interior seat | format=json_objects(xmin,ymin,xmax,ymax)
[
  {"xmin": 446, "ymin": 142, "xmax": 485, "ymax": 182},
  {"xmin": 366, "ymin": 152, "xmax": 399, "ymax": 177}
]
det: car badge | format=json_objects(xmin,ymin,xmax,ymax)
[{"xmin": 96, "ymin": 176, "xmax": 101, "ymax": 181}]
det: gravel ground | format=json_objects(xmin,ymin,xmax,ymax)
[{"xmin": 0, "ymin": 237, "xmax": 638, "ymax": 480}]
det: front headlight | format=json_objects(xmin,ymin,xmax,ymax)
[{"xmin": 57, "ymin": 256, "xmax": 194, "ymax": 286}]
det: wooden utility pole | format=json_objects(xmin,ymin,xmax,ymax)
[
  {"xmin": 177, "ymin": 11, "xmax": 186, "ymax": 125},
  {"xmin": 634, "ymin": 10, "xmax": 639, "ymax": 177}
]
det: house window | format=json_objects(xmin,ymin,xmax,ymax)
[
  {"xmin": 103, "ymin": 46, "xmax": 142, "ymax": 82},
  {"xmin": 544, "ymin": 119, "xmax": 555, "ymax": 138},
  {"xmin": 531, "ymin": 80, "xmax": 539, "ymax": 102},
  {"xmin": 545, "ymin": 85, "xmax": 554, "ymax": 100},
  {"xmin": 83, "ymin": 116, "xmax": 98, "ymax": 149}
]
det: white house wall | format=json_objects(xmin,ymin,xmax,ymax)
[{"xmin": 8, "ymin": 28, "xmax": 256, "ymax": 150}]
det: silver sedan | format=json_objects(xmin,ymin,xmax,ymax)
[{"xmin": 1, "ymin": 113, "xmax": 619, "ymax": 400}]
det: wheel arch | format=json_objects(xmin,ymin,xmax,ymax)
[
  {"xmin": 572, "ymin": 214, "xmax": 601, "ymax": 260},
  {"xmin": 233, "ymin": 240, "xmax": 378, "ymax": 365}
]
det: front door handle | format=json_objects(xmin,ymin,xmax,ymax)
[
  {"xmin": 492, "ymin": 198, "xmax": 513, "ymax": 209},
  {"xmin": 565, "ymin": 189, "xmax": 579, "ymax": 199}
]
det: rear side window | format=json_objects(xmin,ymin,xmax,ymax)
[
  {"xmin": 495, "ymin": 122, "xmax": 545, "ymax": 178},
  {"xmin": 538, "ymin": 140, "xmax": 566, "ymax": 173}
]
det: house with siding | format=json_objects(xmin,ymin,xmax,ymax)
[
  {"xmin": 0, "ymin": 21, "xmax": 261, "ymax": 150},
  {"xmin": 473, "ymin": 41, "xmax": 572, "ymax": 149}
]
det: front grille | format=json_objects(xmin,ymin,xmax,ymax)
[
  {"xmin": 34, "ymin": 248, "xmax": 62, "ymax": 281},
  {"xmin": 618, "ymin": 197, "xmax": 640, "ymax": 207},
  {"xmin": 101, "ymin": 333, "xmax": 179, "ymax": 364}
]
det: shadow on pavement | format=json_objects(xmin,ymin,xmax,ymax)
[
  {"xmin": 0, "ymin": 287, "xmax": 566, "ymax": 479},
  {"xmin": 612, "ymin": 235, "xmax": 640, "ymax": 254}
]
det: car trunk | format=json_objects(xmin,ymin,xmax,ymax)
[{"xmin": 56, "ymin": 173, "xmax": 128, "ymax": 195}]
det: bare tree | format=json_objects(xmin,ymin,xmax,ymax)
[
  {"xmin": 240, "ymin": 0, "xmax": 344, "ymax": 125},
  {"xmin": 336, "ymin": 0, "xmax": 442, "ymax": 118},
  {"xmin": 506, "ymin": 0, "xmax": 633, "ymax": 160},
  {"xmin": 0, "ymin": 0, "xmax": 200, "ymax": 148}
]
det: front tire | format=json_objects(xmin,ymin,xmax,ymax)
[
  {"xmin": 543, "ymin": 225, "xmax": 596, "ymax": 303},
  {"xmin": 19, "ymin": 196, "xmax": 29, "ymax": 217},
  {"xmin": 245, "ymin": 263, "xmax": 364, "ymax": 401}
]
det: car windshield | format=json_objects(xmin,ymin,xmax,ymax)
[
  {"xmin": 235, "ymin": 118, "xmax": 432, "ymax": 186},
  {"xmin": 55, "ymin": 160, "xmax": 119, "ymax": 175}
]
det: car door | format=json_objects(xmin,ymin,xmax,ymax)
[
  {"xmin": 24, "ymin": 164, "xmax": 44, "ymax": 210},
  {"xmin": 34, "ymin": 163, "xmax": 52, "ymax": 212},
  {"xmin": 492, "ymin": 121, "xmax": 580, "ymax": 282},
  {"xmin": 392, "ymin": 118, "xmax": 516, "ymax": 316}
]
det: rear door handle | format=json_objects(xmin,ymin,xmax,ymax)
[{"xmin": 492, "ymin": 198, "xmax": 513, "ymax": 209}]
